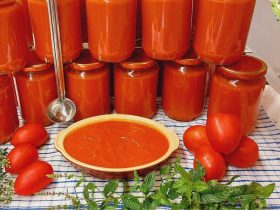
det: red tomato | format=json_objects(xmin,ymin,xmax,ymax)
[
  {"xmin": 183, "ymin": 125, "xmax": 211, "ymax": 153},
  {"xmin": 206, "ymin": 113, "xmax": 242, "ymax": 155},
  {"xmin": 11, "ymin": 122, "xmax": 48, "ymax": 148},
  {"xmin": 5, "ymin": 143, "xmax": 38, "ymax": 174},
  {"xmin": 194, "ymin": 147, "xmax": 227, "ymax": 181},
  {"xmin": 225, "ymin": 136, "xmax": 259, "ymax": 168},
  {"xmin": 14, "ymin": 160, "xmax": 53, "ymax": 196}
]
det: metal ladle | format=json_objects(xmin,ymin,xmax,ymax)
[{"xmin": 46, "ymin": 0, "xmax": 76, "ymax": 123}]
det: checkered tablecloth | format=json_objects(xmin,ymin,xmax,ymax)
[{"xmin": 1, "ymin": 101, "xmax": 280, "ymax": 209}]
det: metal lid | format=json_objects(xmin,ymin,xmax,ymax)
[
  {"xmin": 218, "ymin": 55, "xmax": 267, "ymax": 80},
  {"xmin": 69, "ymin": 49, "xmax": 106, "ymax": 71},
  {"xmin": 120, "ymin": 48, "xmax": 157, "ymax": 70}
]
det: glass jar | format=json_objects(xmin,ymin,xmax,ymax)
[
  {"xmin": 0, "ymin": 75, "xmax": 19, "ymax": 144},
  {"xmin": 65, "ymin": 50, "xmax": 110, "ymax": 121},
  {"xmin": 28, "ymin": 0, "xmax": 82, "ymax": 63},
  {"xmin": 21, "ymin": 0, "xmax": 33, "ymax": 45},
  {"xmin": 0, "ymin": 0, "xmax": 28, "ymax": 74},
  {"xmin": 194, "ymin": 0, "xmax": 255, "ymax": 64},
  {"xmin": 208, "ymin": 55, "xmax": 267, "ymax": 135},
  {"xmin": 162, "ymin": 51, "xmax": 208, "ymax": 121},
  {"xmin": 142, "ymin": 0, "xmax": 192, "ymax": 60},
  {"xmin": 87, "ymin": 0, "xmax": 137, "ymax": 63},
  {"xmin": 15, "ymin": 52, "xmax": 57, "ymax": 126},
  {"xmin": 114, "ymin": 49, "xmax": 159, "ymax": 118}
]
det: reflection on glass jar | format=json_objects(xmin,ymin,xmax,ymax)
[
  {"xmin": 142, "ymin": 0, "xmax": 192, "ymax": 60},
  {"xmin": 162, "ymin": 51, "xmax": 208, "ymax": 121},
  {"xmin": 114, "ymin": 49, "xmax": 159, "ymax": 118},
  {"xmin": 28, "ymin": 0, "xmax": 82, "ymax": 63},
  {"xmin": 66, "ymin": 50, "xmax": 110, "ymax": 121},
  {"xmin": 0, "ymin": 75, "xmax": 19, "ymax": 144},
  {"xmin": 194, "ymin": 0, "xmax": 255, "ymax": 64},
  {"xmin": 87, "ymin": 0, "xmax": 137, "ymax": 63},
  {"xmin": 21, "ymin": 0, "xmax": 33, "ymax": 45},
  {"xmin": 15, "ymin": 52, "xmax": 57, "ymax": 126},
  {"xmin": 0, "ymin": 0, "xmax": 28, "ymax": 74},
  {"xmin": 208, "ymin": 55, "xmax": 267, "ymax": 135}
]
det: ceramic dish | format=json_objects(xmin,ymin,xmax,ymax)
[{"xmin": 55, "ymin": 114, "xmax": 179, "ymax": 179}]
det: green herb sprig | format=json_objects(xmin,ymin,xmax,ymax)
[
  {"xmin": 0, "ymin": 148, "xmax": 14, "ymax": 205},
  {"xmin": 53, "ymin": 158, "xmax": 275, "ymax": 210},
  {"xmin": 272, "ymin": 0, "xmax": 280, "ymax": 21}
]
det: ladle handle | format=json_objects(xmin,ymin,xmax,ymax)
[{"xmin": 47, "ymin": 0, "xmax": 65, "ymax": 100}]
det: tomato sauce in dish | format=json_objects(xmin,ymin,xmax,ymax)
[
  {"xmin": 0, "ymin": 0, "xmax": 29, "ymax": 74},
  {"xmin": 208, "ymin": 55, "xmax": 267, "ymax": 134},
  {"xmin": 87, "ymin": 0, "xmax": 137, "ymax": 63},
  {"xmin": 28, "ymin": 0, "xmax": 82, "ymax": 63},
  {"xmin": 63, "ymin": 121, "xmax": 169, "ymax": 168},
  {"xmin": 142, "ymin": 0, "xmax": 192, "ymax": 60},
  {"xmin": 194, "ymin": 0, "xmax": 255, "ymax": 64}
]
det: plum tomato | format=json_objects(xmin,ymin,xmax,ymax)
[
  {"xmin": 14, "ymin": 160, "xmax": 53, "ymax": 196},
  {"xmin": 206, "ymin": 113, "xmax": 242, "ymax": 155},
  {"xmin": 183, "ymin": 125, "xmax": 211, "ymax": 153},
  {"xmin": 194, "ymin": 146, "xmax": 227, "ymax": 181},
  {"xmin": 11, "ymin": 122, "xmax": 48, "ymax": 148},
  {"xmin": 5, "ymin": 143, "xmax": 38, "ymax": 174},
  {"xmin": 225, "ymin": 136, "xmax": 259, "ymax": 168}
]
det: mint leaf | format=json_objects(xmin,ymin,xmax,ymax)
[
  {"xmin": 190, "ymin": 161, "xmax": 205, "ymax": 181},
  {"xmin": 160, "ymin": 165, "xmax": 171, "ymax": 176},
  {"xmin": 192, "ymin": 180, "xmax": 209, "ymax": 192},
  {"xmin": 83, "ymin": 182, "xmax": 96, "ymax": 201},
  {"xmin": 88, "ymin": 201, "xmax": 98, "ymax": 210},
  {"xmin": 103, "ymin": 180, "xmax": 119, "ymax": 197},
  {"xmin": 226, "ymin": 175, "xmax": 240, "ymax": 185},
  {"xmin": 129, "ymin": 171, "xmax": 140, "ymax": 193},
  {"xmin": 75, "ymin": 177, "xmax": 85, "ymax": 188},
  {"xmin": 140, "ymin": 172, "xmax": 156, "ymax": 195},
  {"xmin": 122, "ymin": 194, "xmax": 142, "ymax": 209}
]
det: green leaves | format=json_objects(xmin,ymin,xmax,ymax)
[
  {"xmin": 122, "ymin": 194, "xmax": 142, "ymax": 209},
  {"xmin": 103, "ymin": 180, "xmax": 119, "ymax": 197},
  {"xmin": 139, "ymin": 172, "xmax": 156, "ymax": 195}
]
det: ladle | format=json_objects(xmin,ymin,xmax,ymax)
[{"xmin": 46, "ymin": 0, "xmax": 76, "ymax": 123}]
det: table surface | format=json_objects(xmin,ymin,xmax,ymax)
[{"xmin": 1, "ymin": 101, "xmax": 280, "ymax": 209}]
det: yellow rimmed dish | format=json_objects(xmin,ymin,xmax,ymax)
[{"xmin": 55, "ymin": 114, "xmax": 179, "ymax": 179}]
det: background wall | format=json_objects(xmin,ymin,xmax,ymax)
[{"xmin": 247, "ymin": 0, "xmax": 280, "ymax": 92}]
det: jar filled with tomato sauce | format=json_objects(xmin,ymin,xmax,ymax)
[
  {"xmin": 80, "ymin": 0, "xmax": 87, "ymax": 43},
  {"xmin": 0, "ymin": 0, "xmax": 29, "ymax": 74},
  {"xmin": 15, "ymin": 52, "xmax": 57, "ymax": 126},
  {"xmin": 28, "ymin": 0, "xmax": 82, "ymax": 63},
  {"xmin": 208, "ymin": 55, "xmax": 267, "ymax": 135},
  {"xmin": 0, "ymin": 75, "xmax": 19, "ymax": 144},
  {"xmin": 87, "ymin": 0, "xmax": 137, "ymax": 63},
  {"xmin": 65, "ymin": 49, "xmax": 110, "ymax": 121},
  {"xmin": 142, "ymin": 0, "xmax": 192, "ymax": 60},
  {"xmin": 162, "ymin": 51, "xmax": 208, "ymax": 121},
  {"xmin": 194, "ymin": 0, "xmax": 255, "ymax": 64},
  {"xmin": 114, "ymin": 49, "xmax": 159, "ymax": 118}
]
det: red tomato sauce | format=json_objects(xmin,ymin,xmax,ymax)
[
  {"xmin": 0, "ymin": 75, "xmax": 19, "ymax": 144},
  {"xmin": 65, "ymin": 50, "xmax": 110, "ymax": 121},
  {"xmin": 63, "ymin": 121, "xmax": 169, "ymax": 168},
  {"xmin": 0, "ymin": 0, "xmax": 28, "ymax": 73},
  {"xmin": 28, "ymin": 0, "xmax": 82, "ymax": 63},
  {"xmin": 87, "ymin": 0, "xmax": 136, "ymax": 63},
  {"xmin": 208, "ymin": 56, "xmax": 267, "ymax": 134},
  {"xmin": 15, "ymin": 52, "xmax": 57, "ymax": 126},
  {"xmin": 21, "ymin": 0, "xmax": 33, "ymax": 45},
  {"xmin": 142, "ymin": 0, "xmax": 192, "ymax": 60},
  {"xmin": 194, "ymin": 0, "xmax": 255, "ymax": 64}
]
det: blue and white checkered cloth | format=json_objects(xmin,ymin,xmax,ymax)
[{"xmin": 1, "ymin": 102, "xmax": 280, "ymax": 209}]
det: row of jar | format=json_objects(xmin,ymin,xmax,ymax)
[
  {"xmin": 0, "ymin": 48, "xmax": 267, "ymax": 144},
  {"xmin": 0, "ymin": 0, "xmax": 256, "ymax": 74}
]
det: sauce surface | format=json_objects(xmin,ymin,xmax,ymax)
[{"xmin": 64, "ymin": 121, "xmax": 169, "ymax": 168}]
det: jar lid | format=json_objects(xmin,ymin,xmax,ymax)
[
  {"xmin": 120, "ymin": 48, "xmax": 156, "ymax": 70},
  {"xmin": 69, "ymin": 49, "xmax": 106, "ymax": 71},
  {"xmin": 23, "ymin": 51, "xmax": 51, "ymax": 73},
  {"xmin": 0, "ymin": 0, "xmax": 17, "ymax": 7},
  {"xmin": 218, "ymin": 55, "xmax": 267, "ymax": 80},
  {"xmin": 174, "ymin": 48, "xmax": 202, "ymax": 66}
]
